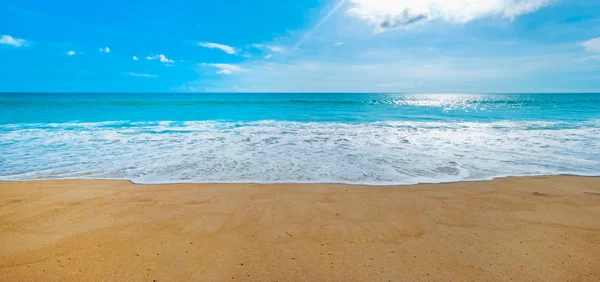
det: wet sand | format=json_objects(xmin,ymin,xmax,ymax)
[{"xmin": 1, "ymin": 176, "xmax": 599, "ymax": 281}]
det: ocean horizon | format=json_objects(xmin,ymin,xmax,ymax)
[{"xmin": 1, "ymin": 92, "xmax": 599, "ymax": 185}]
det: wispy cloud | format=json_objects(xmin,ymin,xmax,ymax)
[
  {"xmin": 265, "ymin": 54, "xmax": 273, "ymax": 59},
  {"xmin": 201, "ymin": 63, "xmax": 248, "ymax": 75},
  {"xmin": 146, "ymin": 54, "xmax": 174, "ymax": 64},
  {"xmin": 66, "ymin": 51, "xmax": 76, "ymax": 56},
  {"xmin": 198, "ymin": 42, "xmax": 236, "ymax": 54},
  {"xmin": 133, "ymin": 56, "xmax": 139, "ymax": 60},
  {"xmin": 268, "ymin": 46, "xmax": 285, "ymax": 53},
  {"xmin": 335, "ymin": 42, "xmax": 344, "ymax": 46},
  {"xmin": 99, "ymin": 47, "xmax": 110, "ymax": 53},
  {"xmin": 0, "ymin": 35, "xmax": 28, "ymax": 47},
  {"xmin": 253, "ymin": 44, "xmax": 286, "ymax": 54},
  {"xmin": 252, "ymin": 44, "xmax": 285, "ymax": 55},
  {"xmin": 194, "ymin": 45, "xmax": 593, "ymax": 93},
  {"xmin": 347, "ymin": 0, "xmax": 554, "ymax": 32},
  {"xmin": 583, "ymin": 37, "xmax": 600, "ymax": 53},
  {"xmin": 123, "ymin": 72, "xmax": 159, "ymax": 78}
]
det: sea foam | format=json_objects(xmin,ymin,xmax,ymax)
[{"xmin": 1, "ymin": 120, "xmax": 598, "ymax": 185}]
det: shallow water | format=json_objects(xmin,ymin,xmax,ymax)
[{"xmin": 1, "ymin": 93, "xmax": 599, "ymax": 184}]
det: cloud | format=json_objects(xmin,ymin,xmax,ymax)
[
  {"xmin": 123, "ymin": 72, "xmax": 158, "ymax": 78},
  {"xmin": 133, "ymin": 56, "xmax": 139, "ymax": 60},
  {"xmin": 202, "ymin": 63, "xmax": 248, "ymax": 75},
  {"xmin": 198, "ymin": 42, "xmax": 236, "ymax": 54},
  {"xmin": 347, "ymin": 0, "xmax": 554, "ymax": 32},
  {"xmin": 0, "ymin": 35, "xmax": 28, "ymax": 47},
  {"xmin": 146, "ymin": 54, "xmax": 174, "ymax": 64},
  {"xmin": 99, "ymin": 47, "xmax": 110, "ymax": 53},
  {"xmin": 335, "ymin": 42, "xmax": 344, "ymax": 46},
  {"xmin": 268, "ymin": 46, "xmax": 285, "ymax": 53},
  {"xmin": 265, "ymin": 54, "xmax": 273, "ymax": 59},
  {"xmin": 253, "ymin": 44, "xmax": 286, "ymax": 53},
  {"xmin": 66, "ymin": 51, "xmax": 76, "ymax": 56},
  {"xmin": 583, "ymin": 37, "xmax": 600, "ymax": 53},
  {"xmin": 158, "ymin": 55, "xmax": 174, "ymax": 63},
  {"xmin": 190, "ymin": 44, "xmax": 592, "ymax": 93}
]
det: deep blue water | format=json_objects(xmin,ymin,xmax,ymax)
[{"xmin": 1, "ymin": 93, "xmax": 599, "ymax": 184}]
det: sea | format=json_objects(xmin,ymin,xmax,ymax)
[{"xmin": 0, "ymin": 93, "xmax": 599, "ymax": 185}]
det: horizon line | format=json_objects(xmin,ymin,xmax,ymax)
[{"xmin": 2, "ymin": 92, "xmax": 600, "ymax": 95}]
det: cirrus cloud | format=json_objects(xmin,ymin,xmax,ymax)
[
  {"xmin": 123, "ymin": 72, "xmax": 158, "ymax": 78},
  {"xmin": 347, "ymin": 0, "xmax": 555, "ymax": 32},
  {"xmin": 198, "ymin": 42, "xmax": 236, "ymax": 54},
  {"xmin": 201, "ymin": 63, "xmax": 248, "ymax": 75},
  {"xmin": 267, "ymin": 46, "xmax": 285, "ymax": 53}
]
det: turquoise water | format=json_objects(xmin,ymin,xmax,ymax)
[{"xmin": 1, "ymin": 93, "xmax": 599, "ymax": 184}]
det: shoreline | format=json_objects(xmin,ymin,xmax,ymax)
[
  {"xmin": 1, "ymin": 176, "xmax": 599, "ymax": 281},
  {"xmin": 1, "ymin": 173, "xmax": 599, "ymax": 187}
]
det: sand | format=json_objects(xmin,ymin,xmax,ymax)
[{"xmin": 0, "ymin": 176, "xmax": 599, "ymax": 281}]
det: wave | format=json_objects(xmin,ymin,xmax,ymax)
[
  {"xmin": 2, "ymin": 119, "xmax": 599, "ymax": 131},
  {"xmin": 1, "ymin": 120, "xmax": 599, "ymax": 185}
]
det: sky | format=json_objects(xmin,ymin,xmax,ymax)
[{"xmin": 1, "ymin": 0, "xmax": 600, "ymax": 93}]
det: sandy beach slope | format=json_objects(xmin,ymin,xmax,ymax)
[{"xmin": 1, "ymin": 176, "xmax": 599, "ymax": 281}]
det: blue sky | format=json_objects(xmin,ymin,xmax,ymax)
[{"xmin": 1, "ymin": 0, "xmax": 600, "ymax": 93}]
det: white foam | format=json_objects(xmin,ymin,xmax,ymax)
[{"xmin": 1, "ymin": 120, "xmax": 599, "ymax": 185}]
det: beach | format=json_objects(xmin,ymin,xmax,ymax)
[{"xmin": 1, "ymin": 176, "xmax": 599, "ymax": 281}]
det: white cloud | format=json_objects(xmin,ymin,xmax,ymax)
[
  {"xmin": 66, "ymin": 51, "xmax": 76, "ymax": 56},
  {"xmin": 123, "ymin": 72, "xmax": 158, "ymax": 78},
  {"xmin": 0, "ymin": 35, "xmax": 27, "ymax": 47},
  {"xmin": 189, "ymin": 45, "xmax": 591, "ymax": 93},
  {"xmin": 158, "ymin": 54, "xmax": 173, "ymax": 63},
  {"xmin": 202, "ymin": 63, "xmax": 248, "ymax": 75},
  {"xmin": 265, "ymin": 54, "xmax": 273, "ymax": 59},
  {"xmin": 133, "ymin": 56, "xmax": 139, "ymax": 60},
  {"xmin": 347, "ymin": 0, "xmax": 554, "ymax": 32},
  {"xmin": 198, "ymin": 42, "xmax": 236, "ymax": 54},
  {"xmin": 253, "ymin": 44, "xmax": 286, "ymax": 53},
  {"xmin": 268, "ymin": 46, "xmax": 285, "ymax": 53},
  {"xmin": 99, "ymin": 47, "xmax": 110, "ymax": 53},
  {"xmin": 582, "ymin": 37, "xmax": 600, "ymax": 53},
  {"xmin": 146, "ymin": 54, "xmax": 174, "ymax": 64},
  {"xmin": 335, "ymin": 42, "xmax": 344, "ymax": 46}
]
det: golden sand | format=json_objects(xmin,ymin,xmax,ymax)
[{"xmin": 1, "ymin": 176, "xmax": 599, "ymax": 281}]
